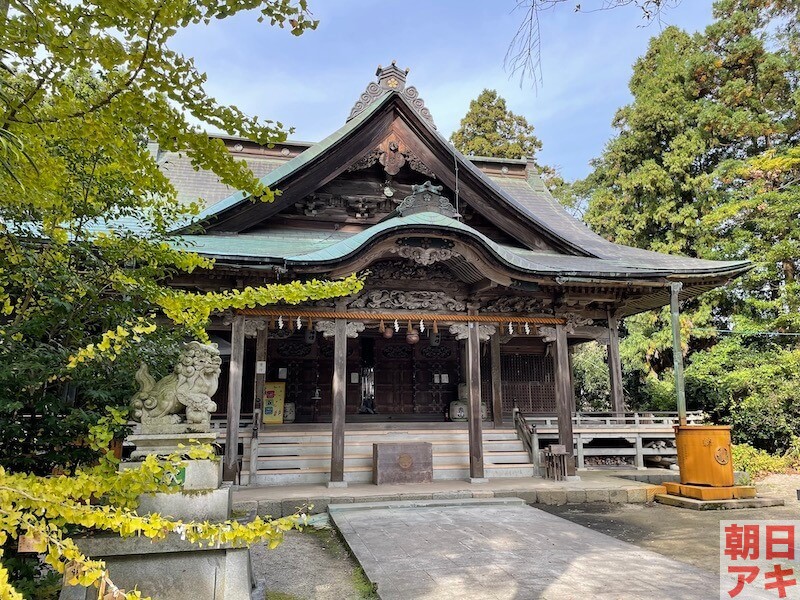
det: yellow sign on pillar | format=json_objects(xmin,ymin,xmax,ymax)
[{"xmin": 262, "ymin": 382, "xmax": 286, "ymax": 424}]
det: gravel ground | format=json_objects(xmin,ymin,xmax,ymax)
[
  {"xmin": 539, "ymin": 473, "xmax": 800, "ymax": 574},
  {"xmin": 250, "ymin": 522, "xmax": 376, "ymax": 600}
]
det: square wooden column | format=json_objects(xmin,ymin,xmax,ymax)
[
  {"xmin": 553, "ymin": 323, "xmax": 576, "ymax": 476},
  {"xmin": 329, "ymin": 318, "xmax": 348, "ymax": 487},
  {"xmin": 248, "ymin": 326, "xmax": 268, "ymax": 485},
  {"xmin": 606, "ymin": 311, "xmax": 625, "ymax": 415},
  {"xmin": 466, "ymin": 321, "xmax": 485, "ymax": 481},
  {"xmin": 490, "ymin": 332, "xmax": 503, "ymax": 427},
  {"xmin": 223, "ymin": 315, "xmax": 245, "ymax": 481}
]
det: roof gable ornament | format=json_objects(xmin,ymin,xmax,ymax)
[
  {"xmin": 347, "ymin": 61, "xmax": 436, "ymax": 128},
  {"xmin": 397, "ymin": 181, "xmax": 460, "ymax": 219}
]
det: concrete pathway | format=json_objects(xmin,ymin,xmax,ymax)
[{"xmin": 328, "ymin": 498, "xmax": 720, "ymax": 600}]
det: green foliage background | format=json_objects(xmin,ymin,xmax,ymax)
[
  {"xmin": 575, "ymin": 0, "xmax": 800, "ymax": 452},
  {"xmin": 454, "ymin": 0, "xmax": 800, "ymax": 453}
]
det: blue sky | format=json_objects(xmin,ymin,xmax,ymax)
[{"xmin": 172, "ymin": 1, "xmax": 716, "ymax": 181}]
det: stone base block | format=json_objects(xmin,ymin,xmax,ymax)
[
  {"xmin": 120, "ymin": 459, "xmax": 222, "ymax": 491},
  {"xmin": 128, "ymin": 432, "xmax": 217, "ymax": 459},
  {"xmin": 137, "ymin": 483, "xmax": 231, "ymax": 522},
  {"xmin": 373, "ymin": 442, "xmax": 433, "ymax": 484},
  {"xmin": 655, "ymin": 493, "xmax": 784, "ymax": 511},
  {"xmin": 468, "ymin": 477, "xmax": 488, "ymax": 484},
  {"xmin": 60, "ymin": 534, "xmax": 251, "ymax": 600}
]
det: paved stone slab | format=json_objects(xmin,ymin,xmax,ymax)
[{"xmin": 329, "ymin": 499, "xmax": 721, "ymax": 600}]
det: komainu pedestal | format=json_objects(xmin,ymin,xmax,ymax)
[{"xmin": 60, "ymin": 342, "xmax": 253, "ymax": 600}]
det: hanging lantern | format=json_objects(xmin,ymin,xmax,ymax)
[{"xmin": 383, "ymin": 326, "xmax": 394, "ymax": 339}]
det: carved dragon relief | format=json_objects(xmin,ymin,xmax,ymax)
[
  {"xmin": 369, "ymin": 260, "xmax": 454, "ymax": 281},
  {"xmin": 389, "ymin": 245, "xmax": 459, "ymax": 265},
  {"xmin": 349, "ymin": 290, "xmax": 466, "ymax": 312},
  {"xmin": 483, "ymin": 296, "xmax": 543, "ymax": 314},
  {"xmin": 560, "ymin": 312, "xmax": 594, "ymax": 333}
]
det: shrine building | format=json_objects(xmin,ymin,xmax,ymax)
[{"xmin": 158, "ymin": 63, "xmax": 750, "ymax": 486}]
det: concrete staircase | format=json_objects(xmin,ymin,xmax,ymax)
[{"xmin": 247, "ymin": 427, "xmax": 535, "ymax": 486}]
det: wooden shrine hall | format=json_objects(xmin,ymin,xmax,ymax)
[{"xmin": 161, "ymin": 63, "xmax": 750, "ymax": 486}]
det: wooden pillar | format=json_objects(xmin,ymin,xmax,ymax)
[
  {"xmin": 329, "ymin": 319, "xmax": 347, "ymax": 486},
  {"xmin": 553, "ymin": 323, "xmax": 576, "ymax": 476},
  {"xmin": 223, "ymin": 315, "xmax": 245, "ymax": 481},
  {"xmin": 248, "ymin": 326, "xmax": 267, "ymax": 485},
  {"xmin": 607, "ymin": 311, "xmax": 625, "ymax": 415},
  {"xmin": 490, "ymin": 332, "xmax": 503, "ymax": 427},
  {"xmin": 466, "ymin": 321, "xmax": 485, "ymax": 480},
  {"xmin": 670, "ymin": 282, "xmax": 688, "ymax": 426}
]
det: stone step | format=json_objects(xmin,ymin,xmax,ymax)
[
  {"xmin": 257, "ymin": 430, "xmax": 519, "ymax": 444},
  {"xmin": 249, "ymin": 463, "xmax": 536, "ymax": 486},
  {"xmin": 257, "ymin": 450, "xmax": 532, "ymax": 470},
  {"xmin": 258, "ymin": 439, "xmax": 525, "ymax": 456}
]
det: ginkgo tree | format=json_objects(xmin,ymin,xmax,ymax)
[{"xmin": 0, "ymin": 1, "xmax": 361, "ymax": 597}]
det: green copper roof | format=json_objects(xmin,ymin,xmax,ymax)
[
  {"xmin": 188, "ymin": 91, "xmax": 393, "ymax": 227},
  {"xmin": 178, "ymin": 229, "xmax": 353, "ymax": 261},
  {"xmin": 281, "ymin": 212, "xmax": 748, "ymax": 278}
]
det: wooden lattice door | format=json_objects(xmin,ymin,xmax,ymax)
[{"xmin": 496, "ymin": 352, "xmax": 556, "ymax": 414}]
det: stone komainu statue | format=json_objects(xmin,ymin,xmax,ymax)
[{"xmin": 131, "ymin": 341, "xmax": 222, "ymax": 432}]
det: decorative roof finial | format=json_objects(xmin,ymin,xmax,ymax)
[
  {"xmin": 347, "ymin": 62, "xmax": 436, "ymax": 129},
  {"xmin": 375, "ymin": 61, "xmax": 409, "ymax": 92}
]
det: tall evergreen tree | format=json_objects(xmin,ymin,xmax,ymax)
[
  {"xmin": 579, "ymin": 0, "xmax": 800, "ymax": 451},
  {"xmin": 450, "ymin": 89, "xmax": 542, "ymax": 160}
]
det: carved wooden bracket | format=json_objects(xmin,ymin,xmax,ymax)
[
  {"xmin": 449, "ymin": 323, "xmax": 496, "ymax": 341},
  {"xmin": 559, "ymin": 312, "xmax": 594, "ymax": 333},
  {"xmin": 314, "ymin": 320, "xmax": 365, "ymax": 339}
]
